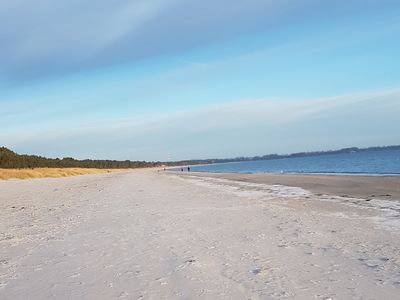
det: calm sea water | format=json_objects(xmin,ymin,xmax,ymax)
[{"xmin": 176, "ymin": 149, "xmax": 400, "ymax": 175}]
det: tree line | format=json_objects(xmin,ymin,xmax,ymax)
[
  {"xmin": 165, "ymin": 145, "xmax": 400, "ymax": 166},
  {"xmin": 0, "ymin": 147, "xmax": 159, "ymax": 169},
  {"xmin": 1, "ymin": 145, "xmax": 399, "ymax": 169}
]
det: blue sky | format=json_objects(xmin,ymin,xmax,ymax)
[{"xmin": 1, "ymin": 0, "xmax": 400, "ymax": 161}]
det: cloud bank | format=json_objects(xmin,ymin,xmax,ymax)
[{"xmin": 2, "ymin": 90, "xmax": 399, "ymax": 161}]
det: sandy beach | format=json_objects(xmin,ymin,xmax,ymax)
[{"xmin": 1, "ymin": 170, "xmax": 400, "ymax": 299}]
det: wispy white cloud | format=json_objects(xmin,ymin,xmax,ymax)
[
  {"xmin": 2, "ymin": 89, "xmax": 399, "ymax": 160},
  {"xmin": 0, "ymin": 0, "xmax": 175, "ymax": 82},
  {"xmin": 1, "ymin": 0, "xmax": 391, "ymax": 83}
]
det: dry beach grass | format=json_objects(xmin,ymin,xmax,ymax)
[{"xmin": 0, "ymin": 168, "xmax": 124, "ymax": 180}]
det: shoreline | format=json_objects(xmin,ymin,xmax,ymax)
[
  {"xmin": 172, "ymin": 171, "xmax": 400, "ymax": 201},
  {"xmin": 167, "ymin": 168, "xmax": 400, "ymax": 177}
]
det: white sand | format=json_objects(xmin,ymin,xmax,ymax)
[{"xmin": 1, "ymin": 170, "xmax": 400, "ymax": 299}]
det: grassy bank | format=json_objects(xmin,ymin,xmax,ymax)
[{"xmin": 0, "ymin": 168, "xmax": 126, "ymax": 180}]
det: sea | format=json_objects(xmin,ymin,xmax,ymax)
[{"xmin": 174, "ymin": 148, "xmax": 400, "ymax": 176}]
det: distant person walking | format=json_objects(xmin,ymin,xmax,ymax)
[
  {"xmin": 187, "ymin": 166, "xmax": 190, "ymax": 172},
  {"xmin": 181, "ymin": 167, "xmax": 184, "ymax": 172}
]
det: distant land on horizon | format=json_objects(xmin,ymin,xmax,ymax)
[{"xmin": 1, "ymin": 145, "xmax": 399, "ymax": 170}]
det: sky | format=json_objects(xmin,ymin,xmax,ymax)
[{"xmin": 1, "ymin": 0, "xmax": 400, "ymax": 161}]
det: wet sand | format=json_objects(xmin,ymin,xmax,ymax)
[{"xmin": 180, "ymin": 172, "xmax": 400, "ymax": 200}]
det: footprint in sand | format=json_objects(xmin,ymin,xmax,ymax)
[
  {"xmin": 0, "ymin": 259, "xmax": 9, "ymax": 266},
  {"xmin": 251, "ymin": 267, "xmax": 262, "ymax": 275},
  {"xmin": 118, "ymin": 291, "xmax": 129, "ymax": 298}
]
